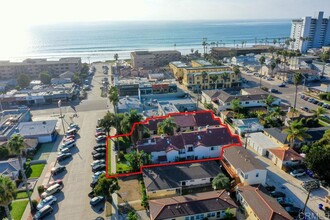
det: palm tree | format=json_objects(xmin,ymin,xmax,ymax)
[
  {"xmin": 7, "ymin": 134, "xmax": 34, "ymax": 212},
  {"xmin": 320, "ymin": 52, "xmax": 330, "ymax": 78},
  {"xmin": 201, "ymin": 71, "xmax": 208, "ymax": 90},
  {"xmin": 157, "ymin": 118, "xmax": 177, "ymax": 136},
  {"xmin": 0, "ymin": 175, "xmax": 17, "ymax": 220},
  {"xmin": 202, "ymin": 38, "xmax": 207, "ymax": 56},
  {"xmin": 270, "ymin": 62, "xmax": 276, "ymax": 77},
  {"xmin": 114, "ymin": 53, "xmax": 119, "ymax": 61},
  {"xmin": 283, "ymin": 120, "xmax": 311, "ymax": 148},
  {"xmin": 293, "ymin": 72, "xmax": 303, "ymax": 112},
  {"xmin": 264, "ymin": 95, "xmax": 275, "ymax": 113},
  {"xmin": 312, "ymin": 106, "xmax": 327, "ymax": 120},
  {"xmin": 212, "ymin": 174, "xmax": 230, "ymax": 190},
  {"xmin": 259, "ymin": 56, "xmax": 266, "ymax": 88},
  {"xmin": 222, "ymin": 72, "xmax": 230, "ymax": 88},
  {"xmin": 209, "ymin": 74, "xmax": 219, "ymax": 89}
]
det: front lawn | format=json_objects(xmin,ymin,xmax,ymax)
[
  {"xmin": 116, "ymin": 154, "xmax": 132, "ymax": 173},
  {"xmin": 15, "ymin": 191, "xmax": 33, "ymax": 199},
  {"xmin": 27, "ymin": 164, "xmax": 45, "ymax": 179},
  {"xmin": 107, "ymin": 139, "xmax": 112, "ymax": 175},
  {"xmin": 10, "ymin": 200, "xmax": 28, "ymax": 220}
]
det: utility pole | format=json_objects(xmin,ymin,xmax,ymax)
[{"xmin": 58, "ymin": 100, "xmax": 66, "ymax": 134}]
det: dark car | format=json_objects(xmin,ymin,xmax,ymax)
[
  {"xmin": 93, "ymin": 145, "xmax": 106, "ymax": 150},
  {"xmin": 285, "ymin": 206, "xmax": 301, "ymax": 217},
  {"xmin": 96, "ymin": 135, "xmax": 106, "ymax": 142},
  {"xmin": 265, "ymin": 185, "xmax": 276, "ymax": 192},
  {"xmin": 300, "ymin": 107, "xmax": 310, "ymax": 112},
  {"xmin": 90, "ymin": 196, "xmax": 105, "ymax": 206},
  {"xmin": 57, "ymin": 153, "xmax": 72, "ymax": 161},
  {"xmin": 90, "ymin": 179, "xmax": 98, "ymax": 188},
  {"xmin": 95, "ymin": 132, "xmax": 106, "ymax": 137},
  {"xmin": 278, "ymin": 83, "xmax": 286, "ymax": 87},
  {"xmin": 93, "ymin": 153, "xmax": 105, "ymax": 160},
  {"xmin": 318, "ymin": 102, "xmax": 324, "ymax": 106},
  {"xmin": 279, "ymin": 201, "xmax": 293, "ymax": 208},
  {"xmin": 92, "ymin": 148, "xmax": 106, "ymax": 154},
  {"xmin": 95, "ymin": 217, "xmax": 105, "ymax": 220},
  {"xmin": 88, "ymin": 191, "xmax": 95, "ymax": 198},
  {"xmin": 270, "ymin": 191, "xmax": 286, "ymax": 198},
  {"xmin": 51, "ymin": 166, "xmax": 66, "ymax": 175},
  {"xmin": 33, "ymin": 205, "xmax": 53, "ymax": 220},
  {"xmin": 92, "ymin": 164, "xmax": 106, "ymax": 173}
]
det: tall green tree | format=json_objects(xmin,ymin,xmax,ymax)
[
  {"xmin": 0, "ymin": 175, "xmax": 17, "ymax": 220},
  {"xmin": 108, "ymin": 86, "xmax": 119, "ymax": 114},
  {"xmin": 312, "ymin": 106, "xmax": 327, "ymax": 120},
  {"xmin": 283, "ymin": 120, "xmax": 311, "ymax": 147},
  {"xmin": 264, "ymin": 95, "xmax": 275, "ymax": 113},
  {"xmin": 293, "ymin": 72, "xmax": 303, "ymax": 112},
  {"xmin": 17, "ymin": 74, "xmax": 31, "ymax": 88},
  {"xmin": 39, "ymin": 72, "xmax": 51, "ymax": 85},
  {"xmin": 7, "ymin": 134, "xmax": 34, "ymax": 212},
  {"xmin": 222, "ymin": 72, "xmax": 230, "ymax": 88},
  {"xmin": 0, "ymin": 146, "xmax": 9, "ymax": 160},
  {"xmin": 99, "ymin": 111, "xmax": 117, "ymax": 135},
  {"xmin": 120, "ymin": 110, "xmax": 143, "ymax": 144},
  {"xmin": 71, "ymin": 73, "xmax": 81, "ymax": 84},
  {"xmin": 230, "ymin": 98, "xmax": 242, "ymax": 118},
  {"xmin": 305, "ymin": 144, "xmax": 330, "ymax": 181},
  {"xmin": 259, "ymin": 56, "xmax": 265, "ymax": 88},
  {"xmin": 157, "ymin": 118, "xmax": 177, "ymax": 136},
  {"xmin": 209, "ymin": 75, "xmax": 219, "ymax": 89},
  {"xmin": 126, "ymin": 150, "xmax": 150, "ymax": 172},
  {"xmin": 212, "ymin": 174, "xmax": 230, "ymax": 190},
  {"xmin": 201, "ymin": 71, "xmax": 208, "ymax": 90},
  {"xmin": 94, "ymin": 174, "xmax": 120, "ymax": 202},
  {"xmin": 320, "ymin": 52, "xmax": 330, "ymax": 78}
]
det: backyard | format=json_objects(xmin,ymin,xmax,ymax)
[{"xmin": 116, "ymin": 154, "xmax": 132, "ymax": 173}]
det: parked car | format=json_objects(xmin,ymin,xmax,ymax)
[
  {"xmin": 270, "ymin": 191, "xmax": 286, "ymax": 198},
  {"xmin": 92, "ymin": 148, "xmax": 106, "ymax": 154},
  {"xmin": 95, "ymin": 135, "xmax": 107, "ymax": 142},
  {"xmin": 96, "ymin": 127, "xmax": 105, "ymax": 132},
  {"xmin": 92, "ymin": 171, "xmax": 106, "ymax": 180},
  {"xmin": 94, "ymin": 143, "xmax": 106, "ymax": 148},
  {"xmin": 65, "ymin": 134, "xmax": 75, "ymax": 140},
  {"xmin": 300, "ymin": 107, "xmax": 310, "ymax": 112},
  {"xmin": 278, "ymin": 83, "xmax": 286, "ymax": 87},
  {"xmin": 290, "ymin": 169, "xmax": 305, "ymax": 177},
  {"xmin": 67, "ymin": 123, "xmax": 79, "ymax": 130},
  {"xmin": 59, "ymin": 142, "xmax": 76, "ymax": 151},
  {"xmin": 307, "ymin": 98, "xmax": 315, "ymax": 103},
  {"xmin": 61, "ymin": 139, "xmax": 75, "ymax": 148},
  {"xmin": 285, "ymin": 206, "xmax": 301, "ymax": 217},
  {"xmin": 90, "ymin": 179, "xmax": 99, "ymax": 188},
  {"xmin": 95, "ymin": 132, "xmax": 106, "ymax": 137},
  {"xmin": 41, "ymin": 184, "xmax": 62, "ymax": 199},
  {"xmin": 37, "ymin": 195, "xmax": 57, "ymax": 210},
  {"xmin": 33, "ymin": 205, "xmax": 53, "ymax": 220},
  {"xmin": 265, "ymin": 185, "xmax": 276, "ymax": 192},
  {"xmin": 51, "ymin": 166, "xmax": 66, "ymax": 175},
  {"xmin": 93, "ymin": 153, "xmax": 105, "ymax": 160},
  {"xmin": 91, "ymin": 159, "xmax": 105, "ymax": 167},
  {"xmin": 63, "ymin": 137, "xmax": 75, "ymax": 143},
  {"xmin": 269, "ymin": 88, "xmax": 279, "ymax": 93},
  {"xmin": 318, "ymin": 102, "xmax": 324, "ymax": 106},
  {"xmin": 94, "ymin": 145, "xmax": 106, "ymax": 150},
  {"xmin": 92, "ymin": 164, "xmax": 106, "ymax": 173},
  {"xmin": 90, "ymin": 196, "xmax": 105, "ymax": 206},
  {"xmin": 44, "ymin": 179, "xmax": 63, "ymax": 190},
  {"xmin": 57, "ymin": 153, "xmax": 72, "ymax": 161},
  {"xmin": 66, "ymin": 128, "xmax": 78, "ymax": 135},
  {"xmin": 303, "ymin": 96, "xmax": 310, "ymax": 101},
  {"xmin": 58, "ymin": 147, "xmax": 70, "ymax": 155}
]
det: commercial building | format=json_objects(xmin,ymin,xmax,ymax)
[
  {"xmin": 137, "ymin": 126, "xmax": 240, "ymax": 163},
  {"xmin": 143, "ymin": 161, "xmax": 222, "ymax": 199},
  {"xmin": 236, "ymin": 185, "xmax": 292, "ymax": 220},
  {"xmin": 131, "ymin": 50, "xmax": 181, "ymax": 69},
  {"xmin": 222, "ymin": 146, "xmax": 267, "ymax": 185},
  {"xmin": 149, "ymin": 190, "xmax": 237, "ymax": 220},
  {"xmin": 157, "ymin": 99, "xmax": 197, "ymax": 115},
  {"xmin": 290, "ymin": 11, "xmax": 330, "ymax": 53},
  {"xmin": 17, "ymin": 120, "xmax": 58, "ymax": 143},
  {"xmin": 211, "ymin": 45, "xmax": 272, "ymax": 59},
  {"xmin": 0, "ymin": 58, "xmax": 82, "ymax": 80}
]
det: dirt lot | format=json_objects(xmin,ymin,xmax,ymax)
[{"xmin": 117, "ymin": 176, "xmax": 144, "ymax": 212}]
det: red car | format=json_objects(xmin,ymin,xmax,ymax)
[
  {"xmin": 44, "ymin": 179, "xmax": 63, "ymax": 189},
  {"xmin": 95, "ymin": 132, "xmax": 106, "ymax": 137},
  {"xmin": 65, "ymin": 135, "xmax": 75, "ymax": 140},
  {"xmin": 63, "ymin": 137, "xmax": 74, "ymax": 142}
]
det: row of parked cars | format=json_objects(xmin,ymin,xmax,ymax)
[
  {"xmin": 300, "ymin": 94, "xmax": 330, "ymax": 111},
  {"xmin": 88, "ymin": 125, "xmax": 107, "ymax": 207},
  {"xmin": 33, "ymin": 123, "xmax": 80, "ymax": 220}
]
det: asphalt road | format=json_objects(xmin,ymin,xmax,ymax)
[{"xmin": 26, "ymin": 64, "xmax": 110, "ymax": 220}]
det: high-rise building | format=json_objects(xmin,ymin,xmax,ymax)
[{"xmin": 290, "ymin": 11, "xmax": 330, "ymax": 53}]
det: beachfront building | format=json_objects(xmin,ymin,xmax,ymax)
[
  {"xmin": 211, "ymin": 45, "xmax": 272, "ymax": 59},
  {"xmin": 149, "ymin": 190, "xmax": 237, "ymax": 220},
  {"xmin": 0, "ymin": 58, "xmax": 82, "ymax": 80},
  {"xmin": 137, "ymin": 126, "xmax": 240, "ymax": 164},
  {"xmin": 131, "ymin": 50, "xmax": 181, "ymax": 69},
  {"xmin": 290, "ymin": 11, "xmax": 330, "ymax": 53}
]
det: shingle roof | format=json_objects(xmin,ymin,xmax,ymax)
[
  {"xmin": 237, "ymin": 185, "xmax": 293, "ymax": 220},
  {"xmin": 0, "ymin": 159, "xmax": 20, "ymax": 176},
  {"xmin": 149, "ymin": 190, "xmax": 237, "ymax": 220},
  {"xmin": 137, "ymin": 127, "xmax": 239, "ymax": 153},
  {"xmin": 223, "ymin": 146, "xmax": 265, "ymax": 173},
  {"xmin": 143, "ymin": 161, "xmax": 222, "ymax": 191},
  {"xmin": 268, "ymin": 147, "xmax": 303, "ymax": 162},
  {"xmin": 203, "ymin": 89, "xmax": 273, "ymax": 103},
  {"xmin": 264, "ymin": 128, "xmax": 288, "ymax": 144}
]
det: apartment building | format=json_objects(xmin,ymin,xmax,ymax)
[
  {"xmin": 131, "ymin": 50, "xmax": 181, "ymax": 69},
  {"xmin": 211, "ymin": 45, "xmax": 272, "ymax": 59},
  {"xmin": 0, "ymin": 58, "xmax": 82, "ymax": 80},
  {"xmin": 290, "ymin": 11, "xmax": 330, "ymax": 53}
]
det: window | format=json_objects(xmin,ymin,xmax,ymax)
[
  {"xmin": 188, "ymin": 147, "xmax": 193, "ymax": 152},
  {"xmin": 245, "ymin": 174, "xmax": 249, "ymax": 179},
  {"xmin": 256, "ymin": 173, "xmax": 259, "ymax": 177},
  {"xmin": 181, "ymin": 181, "xmax": 186, "ymax": 186},
  {"xmin": 211, "ymin": 147, "xmax": 214, "ymax": 151},
  {"xmin": 245, "ymin": 101, "xmax": 249, "ymax": 104}
]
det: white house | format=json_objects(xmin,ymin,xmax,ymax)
[
  {"xmin": 231, "ymin": 118, "xmax": 264, "ymax": 136},
  {"xmin": 247, "ymin": 132, "xmax": 282, "ymax": 156},
  {"xmin": 137, "ymin": 126, "xmax": 240, "ymax": 163},
  {"xmin": 222, "ymin": 146, "xmax": 267, "ymax": 185}
]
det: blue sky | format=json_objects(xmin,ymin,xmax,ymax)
[{"xmin": 1, "ymin": 0, "xmax": 330, "ymax": 28}]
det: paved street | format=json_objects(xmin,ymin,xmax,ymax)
[{"xmin": 22, "ymin": 64, "xmax": 110, "ymax": 220}]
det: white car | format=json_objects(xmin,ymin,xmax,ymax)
[
  {"xmin": 290, "ymin": 169, "xmax": 305, "ymax": 177},
  {"xmin": 37, "ymin": 195, "xmax": 57, "ymax": 210},
  {"xmin": 58, "ymin": 148, "xmax": 70, "ymax": 155},
  {"xmin": 91, "ymin": 159, "xmax": 105, "ymax": 167},
  {"xmin": 92, "ymin": 171, "xmax": 105, "ymax": 180}
]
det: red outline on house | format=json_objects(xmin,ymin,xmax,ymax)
[{"xmin": 105, "ymin": 110, "xmax": 242, "ymax": 179}]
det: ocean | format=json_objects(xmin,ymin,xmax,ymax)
[{"xmin": 0, "ymin": 20, "xmax": 291, "ymax": 63}]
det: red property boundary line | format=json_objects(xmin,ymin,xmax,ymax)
[{"xmin": 105, "ymin": 110, "xmax": 242, "ymax": 179}]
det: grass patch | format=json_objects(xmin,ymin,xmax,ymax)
[
  {"xmin": 15, "ymin": 191, "xmax": 32, "ymax": 200},
  {"xmin": 116, "ymin": 162, "xmax": 131, "ymax": 173},
  {"xmin": 10, "ymin": 200, "xmax": 28, "ymax": 220},
  {"xmin": 29, "ymin": 164, "xmax": 45, "ymax": 178},
  {"xmin": 107, "ymin": 139, "xmax": 112, "ymax": 175}
]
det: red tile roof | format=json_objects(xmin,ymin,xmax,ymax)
[{"xmin": 268, "ymin": 147, "xmax": 303, "ymax": 162}]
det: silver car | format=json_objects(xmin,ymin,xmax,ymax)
[{"xmin": 37, "ymin": 195, "xmax": 57, "ymax": 210}]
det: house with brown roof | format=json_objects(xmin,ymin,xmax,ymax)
[
  {"xmin": 149, "ymin": 190, "xmax": 237, "ymax": 220},
  {"xmin": 143, "ymin": 161, "xmax": 222, "ymax": 199},
  {"xmin": 236, "ymin": 185, "xmax": 293, "ymax": 220},
  {"xmin": 268, "ymin": 147, "xmax": 303, "ymax": 169},
  {"xmin": 222, "ymin": 147, "xmax": 267, "ymax": 185},
  {"xmin": 137, "ymin": 126, "xmax": 240, "ymax": 163},
  {"xmin": 143, "ymin": 111, "xmax": 220, "ymax": 135}
]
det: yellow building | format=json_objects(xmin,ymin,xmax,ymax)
[{"xmin": 169, "ymin": 61, "xmax": 188, "ymax": 80}]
